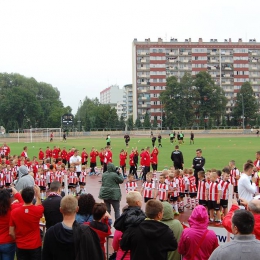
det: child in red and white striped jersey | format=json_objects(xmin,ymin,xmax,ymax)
[
  {"xmin": 167, "ymin": 173, "xmax": 179, "ymax": 213},
  {"xmin": 197, "ymin": 171, "xmax": 209, "ymax": 208},
  {"xmin": 229, "ymin": 160, "xmax": 240, "ymax": 198},
  {"xmin": 125, "ymin": 174, "xmax": 137, "ymax": 193},
  {"xmin": 140, "ymin": 172, "xmax": 155, "ymax": 203},
  {"xmin": 208, "ymin": 171, "xmax": 222, "ymax": 225},
  {"xmin": 155, "ymin": 174, "xmax": 168, "ymax": 201},
  {"xmin": 220, "ymin": 169, "xmax": 231, "ymax": 216},
  {"xmin": 187, "ymin": 168, "xmax": 198, "ymax": 209},
  {"xmin": 175, "ymin": 169, "xmax": 185, "ymax": 212}
]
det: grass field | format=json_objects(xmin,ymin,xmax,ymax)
[{"xmin": 3, "ymin": 135, "xmax": 259, "ymax": 172}]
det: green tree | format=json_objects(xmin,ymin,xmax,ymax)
[
  {"xmin": 119, "ymin": 115, "xmax": 126, "ymax": 130},
  {"xmin": 193, "ymin": 71, "xmax": 227, "ymax": 126},
  {"xmin": 232, "ymin": 82, "xmax": 258, "ymax": 127},
  {"xmin": 126, "ymin": 116, "xmax": 134, "ymax": 130},
  {"xmin": 135, "ymin": 117, "xmax": 142, "ymax": 128},
  {"xmin": 152, "ymin": 116, "xmax": 158, "ymax": 128},
  {"xmin": 160, "ymin": 74, "xmax": 195, "ymax": 128},
  {"xmin": 143, "ymin": 112, "xmax": 151, "ymax": 128}
]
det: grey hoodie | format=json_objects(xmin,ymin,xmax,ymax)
[{"xmin": 15, "ymin": 166, "xmax": 35, "ymax": 192}]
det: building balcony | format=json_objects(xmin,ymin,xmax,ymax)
[
  {"xmin": 252, "ymin": 81, "xmax": 259, "ymax": 85},
  {"xmin": 140, "ymin": 59, "xmax": 147, "ymax": 63},
  {"xmin": 168, "ymin": 59, "xmax": 177, "ymax": 63},
  {"xmin": 222, "ymin": 81, "xmax": 232, "ymax": 84},
  {"xmin": 250, "ymin": 67, "xmax": 258, "ymax": 70},
  {"xmin": 169, "ymin": 52, "xmax": 178, "ymax": 55}
]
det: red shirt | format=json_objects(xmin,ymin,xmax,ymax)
[
  {"xmin": 129, "ymin": 153, "xmax": 135, "ymax": 166},
  {"xmin": 1, "ymin": 145, "xmax": 10, "ymax": 156},
  {"xmin": 99, "ymin": 152, "xmax": 104, "ymax": 163},
  {"xmin": 104, "ymin": 150, "xmax": 113, "ymax": 164},
  {"xmin": 38, "ymin": 150, "xmax": 44, "ymax": 160},
  {"xmin": 0, "ymin": 193, "xmax": 23, "ymax": 244},
  {"xmin": 10, "ymin": 204, "xmax": 44, "ymax": 249},
  {"xmin": 52, "ymin": 148, "xmax": 59, "ymax": 159},
  {"xmin": 45, "ymin": 149, "xmax": 52, "ymax": 159},
  {"xmin": 119, "ymin": 153, "xmax": 127, "ymax": 166},
  {"xmin": 61, "ymin": 149, "xmax": 68, "ymax": 160},
  {"xmin": 81, "ymin": 151, "xmax": 88, "ymax": 164},
  {"xmin": 142, "ymin": 150, "xmax": 151, "ymax": 167},
  {"xmin": 151, "ymin": 148, "xmax": 159, "ymax": 164},
  {"xmin": 90, "ymin": 151, "xmax": 99, "ymax": 163}
]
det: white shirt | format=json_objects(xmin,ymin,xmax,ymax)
[
  {"xmin": 238, "ymin": 173, "xmax": 257, "ymax": 201},
  {"xmin": 69, "ymin": 155, "xmax": 82, "ymax": 172}
]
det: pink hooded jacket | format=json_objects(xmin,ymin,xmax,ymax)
[{"xmin": 178, "ymin": 205, "xmax": 219, "ymax": 260}]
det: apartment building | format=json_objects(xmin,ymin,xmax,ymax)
[
  {"xmin": 122, "ymin": 84, "xmax": 133, "ymax": 120},
  {"xmin": 132, "ymin": 38, "xmax": 260, "ymax": 125},
  {"xmin": 100, "ymin": 85, "xmax": 123, "ymax": 105}
]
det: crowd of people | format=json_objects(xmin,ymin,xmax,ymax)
[{"xmin": 1, "ymin": 139, "xmax": 260, "ymax": 259}]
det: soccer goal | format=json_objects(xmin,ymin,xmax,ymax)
[{"xmin": 23, "ymin": 128, "xmax": 62, "ymax": 143}]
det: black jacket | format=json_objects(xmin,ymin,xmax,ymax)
[
  {"xmin": 114, "ymin": 206, "xmax": 146, "ymax": 232},
  {"xmin": 42, "ymin": 221, "xmax": 104, "ymax": 260},
  {"xmin": 42, "ymin": 194, "xmax": 63, "ymax": 229},
  {"xmin": 171, "ymin": 150, "xmax": 184, "ymax": 165},
  {"xmin": 192, "ymin": 156, "xmax": 205, "ymax": 173},
  {"xmin": 120, "ymin": 219, "xmax": 177, "ymax": 260}
]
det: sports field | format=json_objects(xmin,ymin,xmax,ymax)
[{"xmin": 2, "ymin": 135, "xmax": 259, "ymax": 171}]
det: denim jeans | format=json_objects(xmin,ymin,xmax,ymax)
[
  {"xmin": 0, "ymin": 243, "xmax": 16, "ymax": 260},
  {"xmin": 16, "ymin": 246, "xmax": 42, "ymax": 260},
  {"xmin": 104, "ymin": 199, "xmax": 120, "ymax": 219}
]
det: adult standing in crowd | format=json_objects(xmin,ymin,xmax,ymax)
[
  {"xmin": 238, "ymin": 162, "xmax": 257, "ymax": 202},
  {"xmin": 9, "ymin": 185, "xmax": 43, "ymax": 260},
  {"xmin": 161, "ymin": 201, "xmax": 183, "ymax": 260},
  {"xmin": 69, "ymin": 149, "xmax": 82, "ymax": 178},
  {"xmin": 99, "ymin": 163, "xmax": 124, "ymax": 219},
  {"xmin": 178, "ymin": 205, "xmax": 218, "ymax": 260},
  {"xmin": 210, "ymin": 210, "xmax": 260, "ymax": 260},
  {"xmin": 0, "ymin": 187, "xmax": 23, "ymax": 260},
  {"xmin": 192, "ymin": 149, "xmax": 205, "ymax": 186},
  {"xmin": 75, "ymin": 193, "xmax": 96, "ymax": 224},
  {"xmin": 171, "ymin": 145, "xmax": 184, "ymax": 170},
  {"xmin": 42, "ymin": 195, "xmax": 103, "ymax": 260},
  {"xmin": 120, "ymin": 199, "xmax": 177, "ymax": 260},
  {"xmin": 222, "ymin": 198, "xmax": 260, "ymax": 240},
  {"xmin": 42, "ymin": 181, "xmax": 63, "ymax": 230},
  {"xmin": 15, "ymin": 165, "xmax": 35, "ymax": 192}
]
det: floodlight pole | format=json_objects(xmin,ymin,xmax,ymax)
[{"xmin": 241, "ymin": 94, "xmax": 245, "ymax": 130}]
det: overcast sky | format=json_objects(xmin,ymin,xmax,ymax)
[{"xmin": 1, "ymin": 0, "xmax": 260, "ymax": 114}]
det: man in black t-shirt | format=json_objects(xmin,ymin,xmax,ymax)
[{"xmin": 171, "ymin": 145, "xmax": 184, "ymax": 170}]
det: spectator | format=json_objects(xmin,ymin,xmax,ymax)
[
  {"xmin": 99, "ymin": 163, "xmax": 124, "ymax": 219},
  {"xmin": 238, "ymin": 162, "xmax": 257, "ymax": 201},
  {"xmin": 120, "ymin": 199, "xmax": 177, "ymax": 260},
  {"xmin": 114, "ymin": 191, "xmax": 145, "ymax": 233},
  {"xmin": 42, "ymin": 195, "xmax": 103, "ymax": 260},
  {"xmin": 112, "ymin": 206, "xmax": 131, "ymax": 260},
  {"xmin": 0, "ymin": 187, "xmax": 23, "ymax": 260},
  {"xmin": 15, "ymin": 165, "xmax": 35, "ymax": 192},
  {"xmin": 161, "ymin": 201, "xmax": 183, "ymax": 260},
  {"xmin": 42, "ymin": 181, "xmax": 63, "ymax": 229},
  {"xmin": 222, "ymin": 198, "xmax": 260, "ymax": 240},
  {"xmin": 85, "ymin": 203, "xmax": 112, "ymax": 258},
  {"xmin": 9, "ymin": 185, "xmax": 43, "ymax": 260},
  {"xmin": 209, "ymin": 210, "xmax": 260, "ymax": 259},
  {"xmin": 75, "ymin": 193, "xmax": 96, "ymax": 224},
  {"xmin": 178, "ymin": 205, "xmax": 218, "ymax": 260}
]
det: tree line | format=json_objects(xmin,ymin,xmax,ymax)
[{"xmin": 0, "ymin": 72, "xmax": 258, "ymax": 132}]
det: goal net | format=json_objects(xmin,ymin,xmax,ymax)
[{"xmin": 23, "ymin": 128, "xmax": 62, "ymax": 143}]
